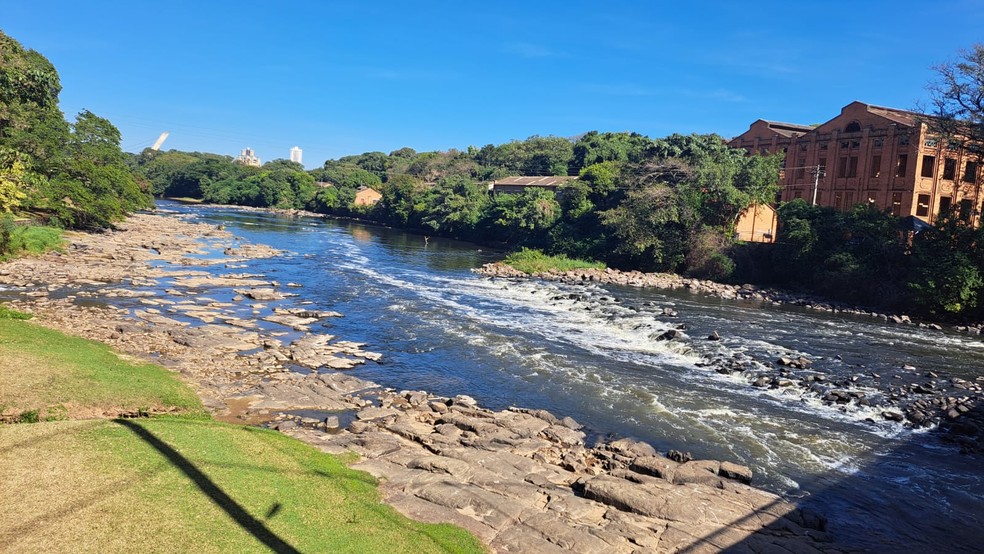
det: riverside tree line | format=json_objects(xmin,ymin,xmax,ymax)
[{"xmin": 3, "ymin": 28, "xmax": 984, "ymax": 319}]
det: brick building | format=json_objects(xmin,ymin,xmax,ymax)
[{"xmin": 730, "ymin": 101, "xmax": 984, "ymax": 225}]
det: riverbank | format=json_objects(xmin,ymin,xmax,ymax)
[
  {"xmin": 475, "ymin": 262, "xmax": 984, "ymax": 453},
  {"xmin": 0, "ymin": 209, "xmax": 846, "ymax": 552},
  {"xmin": 0, "ymin": 311, "xmax": 480, "ymax": 553}
]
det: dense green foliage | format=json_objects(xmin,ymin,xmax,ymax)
[
  {"xmin": 729, "ymin": 200, "xmax": 984, "ymax": 318},
  {"xmin": 0, "ymin": 31, "xmax": 152, "ymax": 229},
  {"xmin": 136, "ymin": 133, "xmax": 783, "ymax": 278}
]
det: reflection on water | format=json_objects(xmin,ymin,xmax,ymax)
[{"xmin": 150, "ymin": 202, "xmax": 984, "ymax": 550}]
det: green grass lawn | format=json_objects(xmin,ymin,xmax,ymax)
[
  {"xmin": 502, "ymin": 248, "xmax": 605, "ymax": 274},
  {"xmin": 0, "ymin": 316, "xmax": 204, "ymax": 421},
  {"xmin": 0, "ymin": 313, "xmax": 485, "ymax": 553}
]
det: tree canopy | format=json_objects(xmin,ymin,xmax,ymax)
[{"xmin": 0, "ymin": 31, "xmax": 151, "ymax": 229}]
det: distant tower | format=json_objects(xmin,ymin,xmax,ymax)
[
  {"xmin": 235, "ymin": 147, "xmax": 261, "ymax": 167},
  {"xmin": 150, "ymin": 131, "xmax": 169, "ymax": 151},
  {"xmin": 290, "ymin": 146, "xmax": 303, "ymax": 164}
]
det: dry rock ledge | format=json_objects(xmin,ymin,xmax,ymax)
[{"xmin": 0, "ymin": 213, "xmax": 843, "ymax": 553}]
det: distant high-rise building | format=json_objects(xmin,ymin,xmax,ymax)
[
  {"xmin": 290, "ymin": 146, "xmax": 302, "ymax": 164},
  {"xmin": 235, "ymin": 147, "xmax": 261, "ymax": 167}
]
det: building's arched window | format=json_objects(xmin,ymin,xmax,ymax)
[{"xmin": 844, "ymin": 121, "xmax": 862, "ymax": 133}]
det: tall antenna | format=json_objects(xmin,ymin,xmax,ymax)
[{"xmin": 151, "ymin": 131, "xmax": 170, "ymax": 151}]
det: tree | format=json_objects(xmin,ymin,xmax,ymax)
[
  {"xmin": 0, "ymin": 151, "xmax": 29, "ymax": 212},
  {"xmin": 262, "ymin": 158, "xmax": 305, "ymax": 172},
  {"xmin": 571, "ymin": 131, "xmax": 653, "ymax": 174},
  {"xmin": 491, "ymin": 188, "xmax": 560, "ymax": 243},
  {"xmin": 599, "ymin": 183, "xmax": 687, "ymax": 271},
  {"xmin": 380, "ymin": 174, "xmax": 430, "ymax": 227},
  {"xmin": 520, "ymin": 135, "xmax": 573, "ymax": 176},
  {"xmin": 422, "ymin": 176, "xmax": 488, "ymax": 236},
  {"xmin": 925, "ymin": 44, "xmax": 984, "ymax": 156}
]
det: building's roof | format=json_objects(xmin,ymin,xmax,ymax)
[
  {"xmin": 864, "ymin": 103, "xmax": 922, "ymax": 127},
  {"xmin": 493, "ymin": 176, "xmax": 575, "ymax": 187},
  {"xmin": 761, "ymin": 120, "xmax": 814, "ymax": 137}
]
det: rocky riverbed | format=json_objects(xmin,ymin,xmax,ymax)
[
  {"xmin": 475, "ymin": 263, "xmax": 984, "ymax": 455},
  {"xmin": 0, "ymin": 212, "xmax": 846, "ymax": 552}
]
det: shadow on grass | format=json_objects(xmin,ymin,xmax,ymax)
[{"xmin": 114, "ymin": 419, "xmax": 301, "ymax": 554}]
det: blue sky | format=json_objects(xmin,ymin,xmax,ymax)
[{"xmin": 4, "ymin": 1, "xmax": 983, "ymax": 168}]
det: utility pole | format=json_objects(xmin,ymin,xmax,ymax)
[{"xmin": 811, "ymin": 164, "xmax": 825, "ymax": 206}]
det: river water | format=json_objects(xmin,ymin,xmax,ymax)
[{"xmin": 152, "ymin": 202, "xmax": 984, "ymax": 550}]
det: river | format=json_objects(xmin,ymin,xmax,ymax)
[{"xmin": 146, "ymin": 202, "xmax": 984, "ymax": 550}]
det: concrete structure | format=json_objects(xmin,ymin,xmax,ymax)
[
  {"xmin": 735, "ymin": 204, "xmax": 778, "ymax": 243},
  {"xmin": 290, "ymin": 146, "xmax": 303, "ymax": 165},
  {"xmin": 731, "ymin": 101, "xmax": 984, "ymax": 225},
  {"xmin": 235, "ymin": 147, "xmax": 261, "ymax": 167},
  {"xmin": 354, "ymin": 187, "xmax": 382, "ymax": 207},
  {"xmin": 489, "ymin": 175, "xmax": 576, "ymax": 194}
]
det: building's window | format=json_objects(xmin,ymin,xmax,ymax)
[
  {"xmin": 838, "ymin": 157, "xmax": 848, "ymax": 178},
  {"xmin": 899, "ymin": 135, "xmax": 910, "ymax": 146},
  {"xmin": 943, "ymin": 158, "xmax": 957, "ymax": 180},
  {"xmin": 799, "ymin": 143, "xmax": 808, "ymax": 152},
  {"xmin": 867, "ymin": 193, "xmax": 878, "ymax": 205},
  {"xmin": 845, "ymin": 191, "xmax": 854, "ymax": 208},
  {"xmin": 896, "ymin": 154, "xmax": 908, "ymax": 177},
  {"xmin": 916, "ymin": 194, "xmax": 930, "ymax": 217},
  {"xmin": 834, "ymin": 192, "xmax": 844, "ymax": 210},
  {"xmin": 818, "ymin": 158, "xmax": 827, "ymax": 175},
  {"xmin": 873, "ymin": 138, "xmax": 884, "ymax": 148},
  {"xmin": 948, "ymin": 140, "xmax": 961, "ymax": 150},
  {"xmin": 960, "ymin": 199, "xmax": 973, "ymax": 222},
  {"xmin": 964, "ymin": 161, "xmax": 979, "ymax": 183},
  {"xmin": 841, "ymin": 141, "xmax": 850, "ymax": 149},
  {"xmin": 892, "ymin": 192, "xmax": 903, "ymax": 216},
  {"xmin": 851, "ymin": 140, "xmax": 860, "ymax": 148},
  {"xmin": 845, "ymin": 121, "xmax": 862, "ymax": 133},
  {"xmin": 870, "ymin": 155, "xmax": 882, "ymax": 178},
  {"xmin": 793, "ymin": 190, "xmax": 803, "ymax": 200},
  {"xmin": 848, "ymin": 156, "xmax": 858, "ymax": 178},
  {"xmin": 939, "ymin": 196, "xmax": 952, "ymax": 219},
  {"xmin": 819, "ymin": 142, "xmax": 828, "ymax": 150},
  {"xmin": 796, "ymin": 158, "xmax": 806, "ymax": 180},
  {"xmin": 921, "ymin": 155, "xmax": 936, "ymax": 178},
  {"xmin": 924, "ymin": 138, "xmax": 938, "ymax": 148},
  {"xmin": 760, "ymin": 147, "xmax": 770, "ymax": 155}
]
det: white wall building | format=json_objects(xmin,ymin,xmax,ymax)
[
  {"xmin": 290, "ymin": 146, "xmax": 303, "ymax": 165},
  {"xmin": 235, "ymin": 147, "xmax": 261, "ymax": 167}
]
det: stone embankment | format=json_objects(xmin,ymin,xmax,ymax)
[
  {"xmin": 0, "ymin": 213, "xmax": 842, "ymax": 552},
  {"xmin": 287, "ymin": 384, "xmax": 834, "ymax": 553}
]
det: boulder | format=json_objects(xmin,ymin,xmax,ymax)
[{"xmin": 718, "ymin": 461, "xmax": 753, "ymax": 484}]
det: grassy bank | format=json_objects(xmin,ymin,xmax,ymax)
[
  {"xmin": 503, "ymin": 248, "xmax": 605, "ymax": 274},
  {"xmin": 0, "ymin": 312, "xmax": 484, "ymax": 553},
  {"xmin": 0, "ymin": 311, "xmax": 204, "ymax": 422},
  {"xmin": 0, "ymin": 220, "xmax": 63, "ymax": 261}
]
